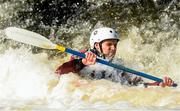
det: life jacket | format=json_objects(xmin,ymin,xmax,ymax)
[{"xmin": 70, "ymin": 49, "xmax": 134, "ymax": 85}]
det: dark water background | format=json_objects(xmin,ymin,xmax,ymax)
[
  {"xmin": 0, "ymin": 1, "xmax": 180, "ymax": 110},
  {"xmin": 0, "ymin": 0, "xmax": 179, "ymax": 54}
]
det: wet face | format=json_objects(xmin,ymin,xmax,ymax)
[{"xmin": 95, "ymin": 39, "xmax": 118, "ymax": 59}]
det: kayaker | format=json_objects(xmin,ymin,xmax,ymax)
[{"xmin": 55, "ymin": 27, "xmax": 174, "ymax": 87}]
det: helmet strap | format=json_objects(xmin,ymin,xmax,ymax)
[{"xmin": 99, "ymin": 42, "xmax": 106, "ymax": 59}]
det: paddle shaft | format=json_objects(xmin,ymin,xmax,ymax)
[
  {"xmin": 65, "ymin": 48, "xmax": 161, "ymax": 81},
  {"xmin": 65, "ymin": 48, "xmax": 177, "ymax": 87}
]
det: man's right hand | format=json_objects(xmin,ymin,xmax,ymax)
[{"xmin": 82, "ymin": 52, "xmax": 97, "ymax": 65}]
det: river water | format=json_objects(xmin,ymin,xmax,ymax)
[{"xmin": 0, "ymin": 0, "xmax": 180, "ymax": 110}]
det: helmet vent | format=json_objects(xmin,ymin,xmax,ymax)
[
  {"xmin": 110, "ymin": 30, "xmax": 112, "ymax": 33},
  {"xmin": 94, "ymin": 30, "xmax": 98, "ymax": 35}
]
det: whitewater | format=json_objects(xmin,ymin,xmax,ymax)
[
  {"xmin": 0, "ymin": 25, "xmax": 180, "ymax": 110},
  {"xmin": 0, "ymin": 0, "xmax": 180, "ymax": 110}
]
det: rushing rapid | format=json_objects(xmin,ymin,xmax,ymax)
[{"xmin": 0, "ymin": 0, "xmax": 180, "ymax": 110}]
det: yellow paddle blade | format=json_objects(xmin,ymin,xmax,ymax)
[{"xmin": 5, "ymin": 27, "xmax": 56, "ymax": 49}]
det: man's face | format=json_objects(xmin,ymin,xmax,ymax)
[{"xmin": 95, "ymin": 39, "xmax": 118, "ymax": 59}]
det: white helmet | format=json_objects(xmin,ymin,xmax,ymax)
[{"xmin": 90, "ymin": 27, "xmax": 119, "ymax": 48}]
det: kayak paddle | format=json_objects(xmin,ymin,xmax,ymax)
[{"xmin": 5, "ymin": 27, "xmax": 177, "ymax": 87}]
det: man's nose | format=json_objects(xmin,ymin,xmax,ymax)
[{"xmin": 111, "ymin": 45, "xmax": 116, "ymax": 50}]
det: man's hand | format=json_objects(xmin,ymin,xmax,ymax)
[
  {"xmin": 82, "ymin": 52, "xmax": 97, "ymax": 65},
  {"xmin": 159, "ymin": 76, "xmax": 174, "ymax": 87}
]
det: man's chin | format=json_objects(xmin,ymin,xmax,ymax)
[{"xmin": 106, "ymin": 55, "xmax": 115, "ymax": 60}]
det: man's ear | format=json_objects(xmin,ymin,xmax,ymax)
[{"xmin": 94, "ymin": 43, "xmax": 100, "ymax": 49}]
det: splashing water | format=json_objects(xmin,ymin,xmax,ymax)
[
  {"xmin": 116, "ymin": 25, "xmax": 180, "ymax": 83},
  {"xmin": 0, "ymin": 45, "xmax": 180, "ymax": 110},
  {"xmin": 0, "ymin": 47, "xmax": 57, "ymax": 109},
  {"xmin": 1, "ymin": 0, "xmax": 180, "ymax": 110}
]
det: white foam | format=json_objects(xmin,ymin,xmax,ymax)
[{"xmin": 0, "ymin": 47, "xmax": 55, "ymax": 101}]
